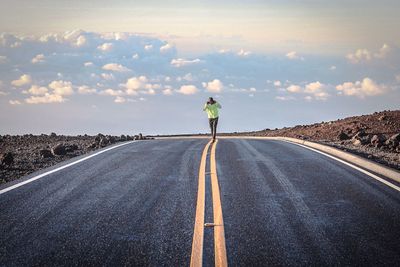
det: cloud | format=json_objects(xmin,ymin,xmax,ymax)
[
  {"xmin": 330, "ymin": 65, "xmax": 337, "ymax": 71},
  {"xmin": 78, "ymin": 85, "xmax": 97, "ymax": 94},
  {"xmin": 346, "ymin": 49, "xmax": 371, "ymax": 63},
  {"xmin": 9, "ymin": 100, "xmax": 21, "ymax": 105},
  {"xmin": 178, "ymin": 85, "xmax": 198, "ymax": 95},
  {"xmin": 286, "ymin": 51, "xmax": 303, "ymax": 60},
  {"xmin": 160, "ymin": 43, "xmax": 173, "ymax": 53},
  {"xmin": 25, "ymin": 93, "xmax": 66, "ymax": 104},
  {"xmin": 171, "ymin": 58, "xmax": 201, "ymax": 67},
  {"xmin": 286, "ymin": 85, "xmax": 302, "ymax": 93},
  {"xmin": 102, "ymin": 63, "xmax": 131, "ymax": 72},
  {"xmin": 0, "ymin": 55, "xmax": 7, "ymax": 64},
  {"xmin": 273, "ymin": 81, "xmax": 282, "ymax": 87},
  {"xmin": 114, "ymin": 96, "xmax": 126, "ymax": 103},
  {"xmin": 11, "ymin": 74, "xmax": 32, "ymax": 87},
  {"xmin": 285, "ymin": 81, "xmax": 330, "ymax": 100},
  {"xmin": 31, "ymin": 54, "xmax": 45, "ymax": 64},
  {"xmin": 336, "ymin": 77, "xmax": 388, "ymax": 98},
  {"xmin": 123, "ymin": 76, "xmax": 148, "ymax": 94},
  {"xmin": 237, "ymin": 49, "xmax": 251, "ymax": 57},
  {"xmin": 26, "ymin": 85, "xmax": 48, "ymax": 95},
  {"xmin": 97, "ymin": 43, "xmax": 113, "ymax": 52},
  {"xmin": 346, "ymin": 44, "xmax": 391, "ymax": 63},
  {"xmin": 162, "ymin": 87, "xmax": 173, "ymax": 95},
  {"xmin": 144, "ymin": 44, "xmax": 153, "ymax": 51},
  {"xmin": 84, "ymin": 62, "xmax": 94, "ymax": 67},
  {"xmin": 0, "ymin": 91, "xmax": 8, "ymax": 96},
  {"xmin": 48, "ymin": 80, "xmax": 74, "ymax": 95},
  {"xmin": 276, "ymin": 96, "xmax": 295, "ymax": 101},
  {"xmin": 100, "ymin": 88, "xmax": 125, "ymax": 96},
  {"xmin": 101, "ymin": 73, "xmax": 115, "ymax": 80},
  {"xmin": 374, "ymin": 44, "xmax": 391, "ymax": 59},
  {"xmin": 203, "ymin": 79, "xmax": 223, "ymax": 93}
]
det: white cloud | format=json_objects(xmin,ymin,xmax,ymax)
[
  {"xmin": 330, "ymin": 65, "xmax": 337, "ymax": 71},
  {"xmin": 160, "ymin": 43, "xmax": 172, "ymax": 53},
  {"xmin": 178, "ymin": 85, "xmax": 198, "ymax": 95},
  {"xmin": 27, "ymin": 85, "xmax": 48, "ymax": 95},
  {"xmin": 102, "ymin": 63, "xmax": 131, "ymax": 72},
  {"xmin": 286, "ymin": 51, "xmax": 303, "ymax": 60},
  {"xmin": 203, "ymin": 79, "xmax": 224, "ymax": 93},
  {"xmin": 25, "ymin": 93, "xmax": 66, "ymax": 104},
  {"xmin": 97, "ymin": 43, "xmax": 113, "ymax": 52},
  {"xmin": 163, "ymin": 87, "xmax": 173, "ymax": 95},
  {"xmin": 101, "ymin": 73, "xmax": 115, "ymax": 80},
  {"xmin": 11, "ymin": 74, "xmax": 32, "ymax": 87},
  {"xmin": 9, "ymin": 99, "xmax": 21, "ymax": 105},
  {"xmin": 123, "ymin": 76, "xmax": 148, "ymax": 93},
  {"xmin": 48, "ymin": 80, "xmax": 73, "ymax": 96},
  {"xmin": 273, "ymin": 81, "xmax": 282, "ymax": 87},
  {"xmin": 171, "ymin": 58, "xmax": 201, "ymax": 67},
  {"xmin": 336, "ymin": 78, "xmax": 387, "ymax": 98},
  {"xmin": 276, "ymin": 96, "xmax": 295, "ymax": 101},
  {"xmin": 78, "ymin": 85, "xmax": 97, "ymax": 95},
  {"xmin": 132, "ymin": 53, "xmax": 139, "ymax": 59},
  {"xmin": 100, "ymin": 89, "xmax": 125, "ymax": 96},
  {"xmin": 346, "ymin": 44, "xmax": 391, "ymax": 63},
  {"xmin": 144, "ymin": 44, "xmax": 153, "ymax": 51},
  {"xmin": 374, "ymin": 43, "xmax": 391, "ymax": 59},
  {"xmin": 304, "ymin": 81, "xmax": 330, "ymax": 100},
  {"xmin": 9, "ymin": 100, "xmax": 22, "ymax": 105},
  {"xmin": 75, "ymin": 35, "xmax": 87, "ymax": 47},
  {"xmin": 0, "ymin": 55, "xmax": 7, "ymax": 64},
  {"xmin": 31, "ymin": 54, "xmax": 45, "ymax": 64},
  {"xmin": 286, "ymin": 85, "xmax": 302, "ymax": 93},
  {"xmin": 346, "ymin": 49, "xmax": 371, "ymax": 63},
  {"xmin": 237, "ymin": 48, "xmax": 251, "ymax": 57},
  {"xmin": 114, "ymin": 96, "xmax": 126, "ymax": 103},
  {"xmin": 84, "ymin": 62, "xmax": 94, "ymax": 67},
  {"xmin": 249, "ymin": 87, "xmax": 257, "ymax": 92}
]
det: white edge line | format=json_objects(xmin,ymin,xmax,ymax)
[
  {"xmin": 283, "ymin": 140, "xmax": 400, "ymax": 192},
  {"xmin": 0, "ymin": 141, "xmax": 136, "ymax": 195}
]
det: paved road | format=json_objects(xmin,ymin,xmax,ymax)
[{"xmin": 0, "ymin": 138, "xmax": 399, "ymax": 266}]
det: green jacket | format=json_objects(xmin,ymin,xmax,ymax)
[{"xmin": 203, "ymin": 102, "xmax": 221, "ymax": 119}]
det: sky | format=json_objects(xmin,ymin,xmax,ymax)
[{"xmin": 0, "ymin": 0, "xmax": 399, "ymax": 135}]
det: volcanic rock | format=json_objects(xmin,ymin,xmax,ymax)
[
  {"xmin": 52, "ymin": 143, "xmax": 67, "ymax": 156},
  {"xmin": 39, "ymin": 149, "xmax": 54, "ymax": 158},
  {"xmin": 1, "ymin": 152, "xmax": 14, "ymax": 166}
]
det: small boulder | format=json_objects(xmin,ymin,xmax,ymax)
[
  {"xmin": 352, "ymin": 139, "xmax": 362, "ymax": 146},
  {"xmin": 370, "ymin": 134, "xmax": 386, "ymax": 148},
  {"xmin": 138, "ymin": 133, "xmax": 143, "ymax": 140},
  {"xmin": 385, "ymin": 133, "xmax": 400, "ymax": 149},
  {"xmin": 338, "ymin": 131, "xmax": 350, "ymax": 140},
  {"xmin": 39, "ymin": 149, "xmax": 54, "ymax": 158},
  {"xmin": 99, "ymin": 137, "xmax": 110, "ymax": 147},
  {"xmin": 120, "ymin": 135, "xmax": 127, "ymax": 141},
  {"xmin": 1, "ymin": 152, "xmax": 14, "ymax": 166},
  {"xmin": 65, "ymin": 144, "xmax": 79, "ymax": 153},
  {"xmin": 52, "ymin": 143, "xmax": 67, "ymax": 156},
  {"xmin": 378, "ymin": 115, "xmax": 387, "ymax": 121}
]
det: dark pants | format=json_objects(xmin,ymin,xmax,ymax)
[{"xmin": 209, "ymin": 117, "xmax": 219, "ymax": 140}]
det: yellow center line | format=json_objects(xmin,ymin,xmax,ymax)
[
  {"xmin": 190, "ymin": 140, "xmax": 212, "ymax": 267},
  {"xmin": 210, "ymin": 140, "xmax": 228, "ymax": 267}
]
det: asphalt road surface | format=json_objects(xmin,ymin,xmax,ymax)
[{"xmin": 0, "ymin": 138, "xmax": 399, "ymax": 266}]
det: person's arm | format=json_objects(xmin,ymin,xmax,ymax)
[{"xmin": 203, "ymin": 103, "xmax": 208, "ymax": 111}]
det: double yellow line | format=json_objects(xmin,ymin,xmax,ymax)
[{"xmin": 190, "ymin": 139, "xmax": 228, "ymax": 267}]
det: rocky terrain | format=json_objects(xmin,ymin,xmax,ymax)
[
  {"xmin": 239, "ymin": 110, "xmax": 400, "ymax": 170},
  {"xmin": 0, "ymin": 133, "xmax": 150, "ymax": 185}
]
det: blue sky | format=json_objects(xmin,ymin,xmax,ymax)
[{"xmin": 0, "ymin": 1, "xmax": 399, "ymax": 135}]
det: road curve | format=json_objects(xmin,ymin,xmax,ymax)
[{"xmin": 0, "ymin": 138, "xmax": 399, "ymax": 266}]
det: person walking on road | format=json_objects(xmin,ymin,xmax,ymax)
[{"xmin": 203, "ymin": 97, "xmax": 221, "ymax": 142}]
